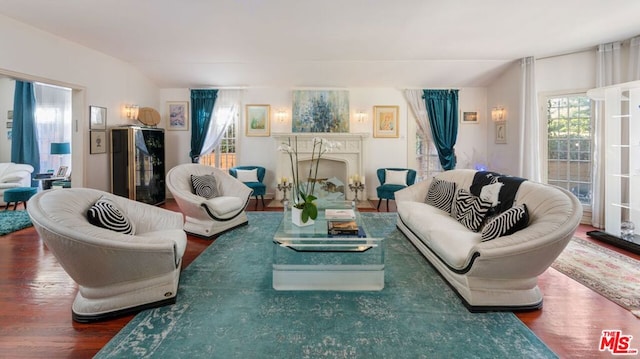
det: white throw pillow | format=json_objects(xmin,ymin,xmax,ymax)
[
  {"xmin": 236, "ymin": 169, "xmax": 259, "ymax": 182},
  {"xmin": 480, "ymin": 182, "xmax": 503, "ymax": 207},
  {"xmin": 385, "ymin": 170, "xmax": 408, "ymax": 186}
]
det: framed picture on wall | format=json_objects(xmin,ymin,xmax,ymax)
[
  {"xmin": 495, "ymin": 121, "xmax": 507, "ymax": 144},
  {"xmin": 373, "ymin": 105, "xmax": 399, "ymax": 138},
  {"xmin": 245, "ymin": 104, "xmax": 271, "ymax": 136},
  {"xmin": 90, "ymin": 130, "xmax": 107, "ymax": 154},
  {"xmin": 167, "ymin": 101, "xmax": 189, "ymax": 130},
  {"xmin": 89, "ymin": 106, "xmax": 107, "ymax": 130},
  {"xmin": 461, "ymin": 111, "xmax": 479, "ymax": 124}
]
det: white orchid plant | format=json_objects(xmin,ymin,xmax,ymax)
[{"xmin": 278, "ymin": 136, "xmax": 338, "ymax": 223}]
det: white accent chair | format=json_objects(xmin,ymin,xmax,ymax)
[
  {"xmin": 27, "ymin": 188, "xmax": 187, "ymax": 322},
  {"xmin": 0, "ymin": 162, "xmax": 34, "ymax": 205},
  {"xmin": 166, "ymin": 163, "xmax": 252, "ymax": 238}
]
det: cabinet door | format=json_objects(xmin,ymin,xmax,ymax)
[{"xmin": 134, "ymin": 129, "xmax": 165, "ymax": 205}]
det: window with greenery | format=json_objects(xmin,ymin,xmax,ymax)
[
  {"xmin": 416, "ymin": 133, "xmax": 442, "ymax": 182},
  {"xmin": 199, "ymin": 116, "xmax": 237, "ymax": 170},
  {"xmin": 546, "ymin": 94, "xmax": 593, "ymax": 206}
]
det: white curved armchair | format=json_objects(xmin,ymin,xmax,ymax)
[
  {"xmin": 0, "ymin": 162, "xmax": 34, "ymax": 205},
  {"xmin": 27, "ymin": 188, "xmax": 187, "ymax": 322},
  {"xmin": 166, "ymin": 164, "xmax": 252, "ymax": 238}
]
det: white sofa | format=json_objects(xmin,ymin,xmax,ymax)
[
  {"xmin": 0, "ymin": 162, "xmax": 34, "ymax": 205},
  {"xmin": 394, "ymin": 169, "xmax": 582, "ymax": 311},
  {"xmin": 27, "ymin": 188, "xmax": 187, "ymax": 322}
]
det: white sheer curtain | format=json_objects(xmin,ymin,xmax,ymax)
[
  {"xmin": 629, "ymin": 36, "xmax": 640, "ymax": 81},
  {"xmin": 404, "ymin": 89, "xmax": 442, "ymax": 180},
  {"xmin": 404, "ymin": 89, "xmax": 433, "ymax": 143},
  {"xmin": 33, "ymin": 82, "xmax": 72, "ymax": 173},
  {"xmin": 592, "ymin": 42, "xmax": 622, "ymax": 228},
  {"xmin": 200, "ymin": 89, "xmax": 241, "ymax": 157},
  {"xmin": 519, "ymin": 57, "xmax": 541, "ymax": 182}
]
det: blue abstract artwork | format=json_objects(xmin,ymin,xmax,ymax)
[{"xmin": 292, "ymin": 90, "xmax": 349, "ymax": 133}]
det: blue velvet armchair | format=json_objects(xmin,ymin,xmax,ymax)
[
  {"xmin": 376, "ymin": 168, "xmax": 417, "ymax": 211},
  {"xmin": 229, "ymin": 166, "xmax": 267, "ymax": 209}
]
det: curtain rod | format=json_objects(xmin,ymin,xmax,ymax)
[{"xmin": 189, "ymin": 86, "xmax": 248, "ymax": 90}]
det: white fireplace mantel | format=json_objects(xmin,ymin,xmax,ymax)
[{"xmin": 272, "ymin": 133, "xmax": 369, "ymax": 201}]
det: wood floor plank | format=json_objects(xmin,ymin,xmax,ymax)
[{"xmin": 0, "ymin": 199, "xmax": 638, "ymax": 358}]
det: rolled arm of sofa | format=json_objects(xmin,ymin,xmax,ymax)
[{"xmin": 395, "ymin": 178, "xmax": 431, "ymax": 203}]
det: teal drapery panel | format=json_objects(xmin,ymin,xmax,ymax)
[
  {"xmin": 422, "ymin": 89, "xmax": 459, "ymax": 170},
  {"xmin": 189, "ymin": 89, "xmax": 218, "ymax": 163},
  {"xmin": 11, "ymin": 81, "xmax": 40, "ymax": 183}
]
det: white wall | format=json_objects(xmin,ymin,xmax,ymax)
[
  {"xmin": 0, "ymin": 14, "xmax": 159, "ymax": 191},
  {"xmin": 0, "ymin": 77, "xmax": 14, "ymax": 162},
  {"xmin": 161, "ymin": 87, "xmax": 488, "ymax": 199}
]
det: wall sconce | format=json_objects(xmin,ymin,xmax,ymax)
[
  {"xmin": 275, "ymin": 109, "xmax": 287, "ymax": 123},
  {"xmin": 125, "ymin": 104, "xmax": 139, "ymax": 120},
  {"xmin": 355, "ymin": 110, "xmax": 368, "ymax": 123},
  {"xmin": 491, "ymin": 107, "xmax": 505, "ymax": 121}
]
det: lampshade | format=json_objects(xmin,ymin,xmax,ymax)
[{"xmin": 50, "ymin": 142, "xmax": 71, "ymax": 155}]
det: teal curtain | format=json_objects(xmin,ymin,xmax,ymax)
[
  {"xmin": 190, "ymin": 89, "xmax": 218, "ymax": 163},
  {"xmin": 11, "ymin": 81, "xmax": 40, "ymax": 183},
  {"xmin": 422, "ymin": 89, "xmax": 459, "ymax": 170}
]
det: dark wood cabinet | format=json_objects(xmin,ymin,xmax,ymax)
[{"xmin": 111, "ymin": 126, "xmax": 165, "ymax": 205}]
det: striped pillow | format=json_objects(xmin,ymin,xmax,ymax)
[
  {"xmin": 191, "ymin": 174, "xmax": 219, "ymax": 199},
  {"xmin": 87, "ymin": 196, "xmax": 135, "ymax": 234},
  {"xmin": 481, "ymin": 204, "xmax": 529, "ymax": 241},
  {"xmin": 454, "ymin": 189, "xmax": 493, "ymax": 232},
  {"xmin": 425, "ymin": 178, "xmax": 457, "ymax": 213}
]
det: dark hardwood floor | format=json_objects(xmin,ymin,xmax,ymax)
[{"xmin": 1, "ymin": 199, "xmax": 639, "ymax": 358}]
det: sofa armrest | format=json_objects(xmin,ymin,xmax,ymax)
[{"xmin": 395, "ymin": 179, "xmax": 431, "ymax": 203}]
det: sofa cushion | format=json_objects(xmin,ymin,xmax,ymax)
[
  {"xmin": 87, "ymin": 196, "xmax": 135, "ymax": 234},
  {"xmin": 481, "ymin": 204, "xmax": 529, "ymax": 241},
  {"xmin": 425, "ymin": 178, "xmax": 457, "ymax": 213},
  {"xmin": 191, "ymin": 174, "xmax": 219, "ymax": 199},
  {"xmin": 236, "ymin": 169, "xmax": 258, "ymax": 182},
  {"xmin": 385, "ymin": 169, "xmax": 408, "ymax": 186},
  {"xmin": 454, "ymin": 189, "xmax": 493, "ymax": 232}
]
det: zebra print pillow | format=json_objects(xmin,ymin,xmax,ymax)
[
  {"xmin": 191, "ymin": 174, "xmax": 219, "ymax": 199},
  {"xmin": 425, "ymin": 178, "xmax": 457, "ymax": 213},
  {"xmin": 453, "ymin": 189, "xmax": 493, "ymax": 232},
  {"xmin": 87, "ymin": 196, "xmax": 135, "ymax": 234},
  {"xmin": 481, "ymin": 204, "xmax": 529, "ymax": 241}
]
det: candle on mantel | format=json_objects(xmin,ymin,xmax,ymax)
[
  {"xmin": 349, "ymin": 176, "xmax": 354, "ymax": 185},
  {"xmin": 360, "ymin": 176, "xmax": 365, "ymax": 185}
]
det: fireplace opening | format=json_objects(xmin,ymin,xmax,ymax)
[{"xmin": 297, "ymin": 158, "xmax": 346, "ymax": 202}]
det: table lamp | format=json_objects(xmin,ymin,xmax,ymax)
[{"xmin": 50, "ymin": 142, "xmax": 70, "ymax": 175}]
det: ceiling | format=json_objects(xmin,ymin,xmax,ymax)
[{"xmin": 2, "ymin": 0, "xmax": 640, "ymax": 88}]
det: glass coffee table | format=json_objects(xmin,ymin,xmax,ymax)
[{"xmin": 272, "ymin": 202, "xmax": 384, "ymax": 291}]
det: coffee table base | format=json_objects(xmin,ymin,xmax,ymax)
[{"xmin": 273, "ymin": 265, "xmax": 384, "ymax": 291}]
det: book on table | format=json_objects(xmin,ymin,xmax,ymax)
[
  {"xmin": 327, "ymin": 220, "xmax": 359, "ymax": 235},
  {"xmin": 325, "ymin": 208, "xmax": 356, "ymax": 220}
]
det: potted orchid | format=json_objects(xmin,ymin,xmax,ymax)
[{"xmin": 278, "ymin": 136, "xmax": 337, "ymax": 226}]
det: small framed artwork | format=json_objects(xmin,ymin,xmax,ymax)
[
  {"xmin": 56, "ymin": 166, "xmax": 69, "ymax": 177},
  {"xmin": 7, "ymin": 110, "xmax": 13, "ymax": 120},
  {"xmin": 373, "ymin": 105, "xmax": 399, "ymax": 138},
  {"xmin": 245, "ymin": 104, "xmax": 271, "ymax": 137},
  {"xmin": 461, "ymin": 111, "xmax": 479, "ymax": 124},
  {"xmin": 495, "ymin": 121, "xmax": 507, "ymax": 144},
  {"xmin": 167, "ymin": 101, "xmax": 189, "ymax": 131},
  {"xmin": 6, "ymin": 121, "xmax": 12, "ymax": 128},
  {"xmin": 90, "ymin": 130, "xmax": 107, "ymax": 154},
  {"xmin": 90, "ymin": 106, "xmax": 107, "ymax": 130}
]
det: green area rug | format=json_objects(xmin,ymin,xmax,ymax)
[
  {"xmin": 97, "ymin": 212, "xmax": 556, "ymax": 358},
  {"xmin": 0, "ymin": 210, "xmax": 32, "ymax": 236},
  {"xmin": 552, "ymin": 237, "xmax": 640, "ymax": 317}
]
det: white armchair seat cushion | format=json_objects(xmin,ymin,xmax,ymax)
[
  {"xmin": 205, "ymin": 196, "xmax": 245, "ymax": 217},
  {"xmin": 0, "ymin": 162, "xmax": 35, "ymax": 205}
]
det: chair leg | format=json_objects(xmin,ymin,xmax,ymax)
[
  {"xmin": 254, "ymin": 196, "xmax": 259, "ymax": 210},
  {"xmin": 261, "ymin": 195, "xmax": 265, "ymax": 210},
  {"xmin": 377, "ymin": 199, "xmax": 382, "ymax": 211},
  {"xmin": 386, "ymin": 199, "xmax": 389, "ymax": 211}
]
